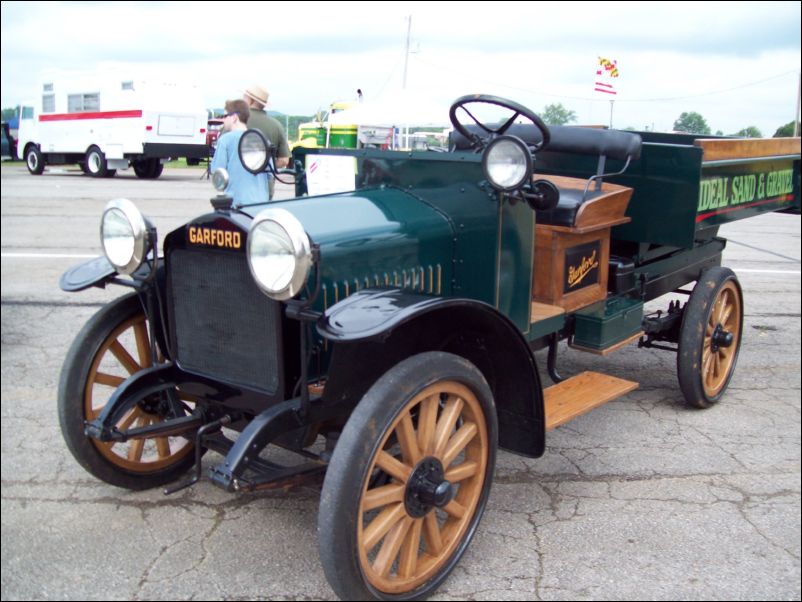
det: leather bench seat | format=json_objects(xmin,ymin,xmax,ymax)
[
  {"xmin": 535, "ymin": 186, "xmax": 605, "ymax": 227},
  {"xmin": 451, "ymin": 124, "xmax": 642, "ymax": 228}
]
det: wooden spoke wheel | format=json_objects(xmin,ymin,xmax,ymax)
[
  {"xmin": 678, "ymin": 267, "xmax": 744, "ymax": 408},
  {"xmin": 58, "ymin": 293, "xmax": 196, "ymax": 489},
  {"xmin": 319, "ymin": 352, "xmax": 497, "ymax": 601}
]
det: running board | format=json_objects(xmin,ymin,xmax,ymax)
[{"xmin": 544, "ymin": 371, "xmax": 638, "ymax": 430}]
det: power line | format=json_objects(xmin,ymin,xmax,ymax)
[
  {"xmin": 617, "ymin": 70, "xmax": 798, "ymax": 103},
  {"xmin": 412, "ymin": 55, "xmax": 797, "ymax": 104}
]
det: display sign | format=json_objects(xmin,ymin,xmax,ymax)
[{"xmin": 305, "ymin": 154, "xmax": 357, "ymax": 196}]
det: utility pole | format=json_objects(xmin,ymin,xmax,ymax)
[
  {"xmin": 609, "ymin": 99, "xmax": 614, "ymax": 129},
  {"xmin": 402, "ymin": 15, "xmax": 412, "ymax": 90},
  {"xmin": 401, "ymin": 15, "xmax": 412, "ymax": 149},
  {"xmin": 795, "ymin": 72, "xmax": 800, "ymax": 137}
]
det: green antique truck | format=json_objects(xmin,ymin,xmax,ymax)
[{"xmin": 58, "ymin": 95, "xmax": 800, "ymax": 600}]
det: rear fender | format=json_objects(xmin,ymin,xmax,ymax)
[{"xmin": 318, "ymin": 289, "xmax": 546, "ymax": 458}]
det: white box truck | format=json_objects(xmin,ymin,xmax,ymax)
[{"xmin": 17, "ymin": 74, "xmax": 209, "ymax": 178}]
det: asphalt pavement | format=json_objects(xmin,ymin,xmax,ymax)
[{"xmin": 1, "ymin": 163, "xmax": 800, "ymax": 600}]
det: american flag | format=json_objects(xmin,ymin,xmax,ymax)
[{"xmin": 595, "ymin": 57, "xmax": 619, "ymax": 95}]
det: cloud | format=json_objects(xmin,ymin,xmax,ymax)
[{"xmin": 2, "ymin": 0, "xmax": 800, "ymax": 135}]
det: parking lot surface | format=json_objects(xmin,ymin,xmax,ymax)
[{"xmin": 1, "ymin": 164, "xmax": 800, "ymax": 600}]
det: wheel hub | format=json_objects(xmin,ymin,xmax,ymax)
[
  {"xmin": 405, "ymin": 457, "xmax": 454, "ymax": 518},
  {"xmin": 711, "ymin": 324, "xmax": 734, "ymax": 352},
  {"xmin": 138, "ymin": 391, "xmax": 167, "ymax": 415}
]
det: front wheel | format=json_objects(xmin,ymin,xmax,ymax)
[
  {"xmin": 319, "ymin": 352, "xmax": 497, "ymax": 600},
  {"xmin": 58, "ymin": 293, "xmax": 196, "ymax": 489},
  {"xmin": 25, "ymin": 145, "xmax": 45, "ymax": 175},
  {"xmin": 677, "ymin": 267, "xmax": 743, "ymax": 408}
]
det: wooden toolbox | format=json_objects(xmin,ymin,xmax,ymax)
[{"xmin": 533, "ymin": 177, "xmax": 633, "ymax": 312}]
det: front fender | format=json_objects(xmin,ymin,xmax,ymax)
[
  {"xmin": 59, "ymin": 256, "xmax": 164, "ymax": 292},
  {"xmin": 317, "ymin": 288, "xmax": 546, "ymax": 458},
  {"xmin": 59, "ymin": 256, "xmax": 116, "ymax": 292},
  {"xmin": 317, "ymin": 288, "xmax": 448, "ymax": 342}
]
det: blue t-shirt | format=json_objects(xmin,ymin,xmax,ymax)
[{"xmin": 211, "ymin": 130, "xmax": 269, "ymax": 206}]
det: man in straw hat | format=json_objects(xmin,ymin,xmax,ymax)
[{"xmin": 243, "ymin": 84, "xmax": 290, "ymax": 200}]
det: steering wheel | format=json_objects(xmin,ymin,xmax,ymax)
[{"xmin": 449, "ymin": 94, "xmax": 551, "ymax": 152}]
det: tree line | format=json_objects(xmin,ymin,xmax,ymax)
[
  {"xmin": 3, "ymin": 104, "xmax": 799, "ymax": 139},
  {"xmin": 540, "ymin": 102, "xmax": 798, "ymax": 138}
]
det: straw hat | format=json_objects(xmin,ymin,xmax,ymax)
[{"xmin": 243, "ymin": 85, "xmax": 269, "ymax": 107}]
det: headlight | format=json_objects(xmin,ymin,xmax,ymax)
[
  {"xmin": 212, "ymin": 167, "xmax": 229, "ymax": 192},
  {"xmin": 239, "ymin": 129, "xmax": 270, "ymax": 174},
  {"xmin": 482, "ymin": 135, "xmax": 532, "ymax": 191},
  {"xmin": 100, "ymin": 198, "xmax": 149, "ymax": 275},
  {"xmin": 248, "ymin": 208, "xmax": 312, "ymax": 300}
]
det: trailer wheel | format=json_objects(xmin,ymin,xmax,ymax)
[
  {"xmin": 25, "ymin": 145, "xmax": 45, "ymax": 175},
  {"xmin": 319, "ymin": 352, "xmax": 497, "ymax": 601},
  {"xmin": 58, "ymin": 293, "xmax": 196, "ymax": 489},
  {"xmin": 677, "ymin": 267, "xmax": 743, "ymax": 408},
  {"xmin": 85, "ymin": 146, "xmax": 109, "ymax": 178}
]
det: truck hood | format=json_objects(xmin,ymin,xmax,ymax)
[{"xmin": 242, "ymin": 188, "xmax": 455, "ymax": 301}]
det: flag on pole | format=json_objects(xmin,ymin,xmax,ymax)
[{"xmin": 594, "ymin": 56, "xmax": 619, "ymax": 95}]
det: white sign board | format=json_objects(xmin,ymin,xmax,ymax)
[{"xmin": 305, "ymin": 155, "xmax": 357, "ymax": 196}]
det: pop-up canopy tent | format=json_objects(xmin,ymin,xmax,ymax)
[{"xmin": 321, "ymin": 89, "xmax": 450, "ymax": 149}]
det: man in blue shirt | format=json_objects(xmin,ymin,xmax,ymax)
[{"xmin": 211, "ymin": 99, "xmax": 269, "ymax": 207}]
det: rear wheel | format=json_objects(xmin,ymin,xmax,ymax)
[
  {"xmin": 133, "ymin": 158, "xmax": 163, "ymax": 179},
  {"xmin": 678, "ymin": 267, "xmax": 743, "ymax": 408},
  {"xmin": 58, "ymin": 293, "xmax": 196, "ymax": 489},
  {"xmin": 319, "ymin": 352, "xmax": 497, "ymax": 600},
  {"xmin": 85, "ymin": 146, "xmax": 108, "ymax": 177}
]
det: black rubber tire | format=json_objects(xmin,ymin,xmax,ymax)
[
  {"xmin": 58, "ymin": 293, "xmax": 196, "ymax": 489},
  {"xmin": 677, "ymin": 267, "xmax": 744, "ymax": 408},
  {"xmin": 85, "ymin": 146, "xmax": 108, "ymax": 177},
  {"xmin": 319, "ymin": 352, "xmax": 498, "ymax": 601},
  {"xmin": 133, "ymin": 158, "xmax": 163, "ymax": 179},
  {"xmin": 25, "ymin": 145, "xmax": 45, "ymax": 175}
]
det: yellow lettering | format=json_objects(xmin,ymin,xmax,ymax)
[
  {"xmin": 187, "ymin": 226, "xmax": 242, "ymax": 249},
  {"xmin": 567, "ymin": 250, "xmax": 599, "ymax": 288}
]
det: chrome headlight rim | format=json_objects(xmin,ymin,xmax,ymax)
[
  {"xmin": 482, "ymin": 135, "xmax": 533, "ymax": 192},
  {"xmin": 247, "ymin": 208, "xmax": 313, "ymax": 301},
  {"xmin": 100, "ymin": 198, "xmax": 149, "ymax": 275},
  {"xmin": 212, "ymin": 167, "xmax": 229, "ymax": 192},
  {"xmin": 238, "ymin": 128, "xmax": 270, "ymax": 174}
]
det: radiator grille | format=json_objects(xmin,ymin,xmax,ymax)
[{"xmin": 168, "ymin": 248, "xmax": 281, "ymax": 395}]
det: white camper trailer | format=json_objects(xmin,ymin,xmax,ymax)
[{"xmin": 17, "ymin": 75, "xmax": 208, "ymax": 178}]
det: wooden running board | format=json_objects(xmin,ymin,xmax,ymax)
[{"xmin": 544, "ymin": 371, "xmax": 638, "ymax": 430}]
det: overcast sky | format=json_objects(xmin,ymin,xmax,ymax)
[{"xmin": 2, "ymin": 1, "xmax": 800, "ymax": 135}]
